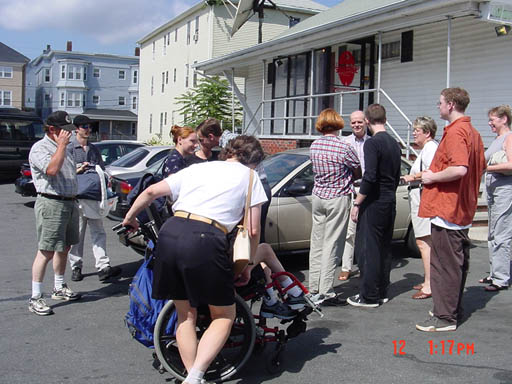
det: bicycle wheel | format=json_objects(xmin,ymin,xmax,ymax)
[{"xmin": 154, "ymin": 294, "xmax": 256, "ymax": 382}]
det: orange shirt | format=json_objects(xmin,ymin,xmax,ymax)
[{"xmin": 419, "ymin": 116, "xmax": 485, "ymax": 226}]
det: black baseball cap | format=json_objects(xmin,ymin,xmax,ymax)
[
  {"xmin": 73, "ymin": 114, "xmax": 94, "ymax": 128},
  {"xmin": 45, "ymin": 111, "xmax": 75, "ymax": 131}
]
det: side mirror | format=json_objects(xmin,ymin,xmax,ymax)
[{"xmin": 283, "ymin": 182, "xmax": 309, "ymax": 196}]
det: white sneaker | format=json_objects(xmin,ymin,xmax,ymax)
[
  {"xmin": 28, "ymin": 294, "xmax": 54, "ymax": 316},
  {"xmin": 51, "ymin": 284, "xmax": 81, "ymax": 301}
]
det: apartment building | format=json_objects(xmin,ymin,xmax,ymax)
[{"xmin": 0, "ymin": 42, "xmax": 29, "ymax": 109}]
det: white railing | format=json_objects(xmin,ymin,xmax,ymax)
[{"xmin": 245, "ymin": 87, "xmax": 417, "ymax": 158}]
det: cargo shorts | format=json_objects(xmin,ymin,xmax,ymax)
[{"xmin": 35, "ymin": 196, "xmax": 80, "ymax": 252}]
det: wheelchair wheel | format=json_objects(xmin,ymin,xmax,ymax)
[{"xmin": 154, "ymin": 294, "xmax": 256, "ymax": 382}]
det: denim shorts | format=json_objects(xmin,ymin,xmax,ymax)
[{"xmin": 35, "ymin": 196, "xmax": 80, "ymax": 252}]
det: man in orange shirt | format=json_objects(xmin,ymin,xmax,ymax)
[{"xmin": 416, "ymin": 87, "xmax": 485, "ymax": 332}]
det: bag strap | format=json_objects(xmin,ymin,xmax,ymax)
[{"xmin": 242, "ymin": 170, "xmax": 254, "ymax": 230}]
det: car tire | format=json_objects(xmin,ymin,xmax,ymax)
[{"xmin": 405, "ymin": 225, "xmax": 421, "ymax": 258}]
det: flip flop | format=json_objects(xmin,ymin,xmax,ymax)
[
  {"xmin": 484, "ymin": 284, "xmax": 508, "ymax": 292},
  {"xmin": 479, "ymin": 276, "xmax": 492, "ymax": 284},
  {"xmin": 412, "ymin": 290, "xmax": 432, "ymax": 299},
  {"xmin": 413, "ymin": 283, "xmax": 424, "ymax": 290}
]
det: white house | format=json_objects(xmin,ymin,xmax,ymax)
[
  {"xmin": 136, "ymin": 0, "xmax": 327, "ymax": 142},
  {"xmin": 195, "ymin": 0, "xmax": 512, "ymax": 153}
]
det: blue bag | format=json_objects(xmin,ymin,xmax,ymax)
[{"xmin": 125, "ymin": 240, "xmax": 176, "ymax": 348}]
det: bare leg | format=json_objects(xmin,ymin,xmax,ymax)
[
  {"xmin": 254, "ymin": 243, "xmax": 287, "ymax": 283},
  {"xmin": 53, "ymin": 247, "xmax": 71, "ymax": 276},
  {"xmin": 189, "ymin": 304, "xmax": 235, "ymax": 372},
  {"xmin": 32, "ymin": 250, "xmax": 55, "ymax": 282},
  {"xmin": 174, "ymin": 300, "xmax": 198, "ymax": 372},
  {"xmin": 416, "ymin": 236, "xmax": 432, "ymax": 294}
]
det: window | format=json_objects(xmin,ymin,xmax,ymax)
[
  {"xmin": 92, "ymin": 95, "xmax": 99, "ymax": 104},
  {"xmin": 84, "ymin": 67, "xmax": 87, "ymax": 81},
  {"xmin": 60, "ymin": 92, "xmax": 65, "ymax": 107},
  {"xmin": 119, "ymin": 70, "xmax": 126, "ymax": 80},
  {"xmin": 194, "ymin": 16, "xmax": 199, "ymax": 42},
  {"xmin": 151, "ymin": 76, "xmax": 154, "ymax": 96},
  {"xmin": 131, "ymin": 122, "xmax": 137, "ymax": 136},
  {"xmin": 149, "ymin": 114, "xmax": 153, "ymax": 133},
  {"xmin": 44, "ymin": 93, "xmax": 50, "ymax": 106},
  {"xmin": 166, "ymin": 71, "xmax": 169, "ymax": 84},
  {"xmin": 173, "ymin": 68, "xmax": 176, "ymax": 83},
  {"xmin": 75, "ymin": 66, "xmax": 81, "ymax": 80},
  {"xmin": 163, "ymin": 35, "xmax": 167, "ymax": 55},
  {"xmin": 193, "ymin": 61, "xmax": 197, "ymax": 87},
  {"xmin": 381, "ymin": 41, "xmax": 400, "ymax": 60},
  {"xmin": 0, "ymin": 90, "xmax": 12, "ymax": 106},
  {"xmin": 167, "ymin": 32, "xmax": 171, "ymax": 45},
  {"xmin": 187, "ymin": 21, "xmax": 191, "ymax": 45},
  {"xmin": 119, "ymin": 96, "xmax": 125, "ymax": 105},
  {"xmin": 175, "ymin": 28, "xmax": 178, "ymax": 42},
  {"xmin": 68, "ymin": 66, "xmax": 74, "ymax": 79},
  {"xmin": 185, "ymin": 64, "xmax": 189, "ymax": 87},
  {"xmin": 61, "ymin": 65, "xmax": 66, "ymax": 79},
  {"xmin": 44, "ymin": 68, "xmax": 51, "ymax": 82},
  {"xmin": 401, "ymin": 30, "xmax": 414, "ymax": 63},
  {"xmin": 162, "ymin": 72, "xmax": 165, "ymax": 93},
  {"xmin": 66, "ymin": 92, "xmax": 81, "ymax": 107},
  {"xmin": 0, "ymin": 67, "xmax": 13, "ymax": 78},
  {"xmin": 160, "ymin": 112, "xmax": 163, "ymax": 133},
  {"xmin": 132, "ymin": 96, "xmax": 137, "ymax": 109},
  {"xmin": 93, "ymin": 68, "xmax": 100, "ymax": 78},
  {"xmin": 132, "ymin": 70, "xmax": 138, "ymax": 84},
  {"xmin": 152, "ymin": 41, "xmax": 156, "ymax": 60},
  {"xmin": 164, "ymin": 112, "xmax": 167, "ymax": 125}
]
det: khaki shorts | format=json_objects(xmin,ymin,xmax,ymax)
[{"xmin": 35, "ymin": 196, "xmax": 80, "ymax": 252}]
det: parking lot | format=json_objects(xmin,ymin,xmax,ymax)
[{"xmin": 1, "ymin": 181, "xmax": 511, "ymax": 384}]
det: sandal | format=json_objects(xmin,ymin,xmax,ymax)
[
  {"xmin": 484, "ymin": 284, "xmax": 508, "ymax": 292},
  {"xmin": 412, "ymin": 290, "xmax": 432, "ymax": 299},
  {"xmin": 479, "ymin": 276, "xmax": 492, "ymax": 284},
  {"xmin": 413, "ymin": 283, "xmax": 424, "ymax": 291}
]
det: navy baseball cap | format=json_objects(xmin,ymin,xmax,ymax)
[
  {"xmin": 73, "ymin": 114, "xmax": 94, "ymax": 127},
  {"xmin": 45, "ymin": 111, "xmax": 75, "ymax": 131}
]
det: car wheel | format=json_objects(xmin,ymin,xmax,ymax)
[{"xmin": 405, "ymin": 224, "xmax": 421, "ymax": 258}]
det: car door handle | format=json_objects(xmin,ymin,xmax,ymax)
[{"xmin": 403, "ymin": 195, "xmax": 409, "ymax": 200}]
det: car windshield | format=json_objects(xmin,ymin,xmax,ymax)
[
  {"xmin": 263, "ymin": 153, "xmax": 309, "ymax": 188},
  {"xmin": 110, "ymin": 147, "xmax": 149, "ymax": 167}
]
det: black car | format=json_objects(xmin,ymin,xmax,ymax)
[
  {"xmin": 0, "ymin": 108, "xmax": 43, "ymax": 179},
  {"xmin": 14, "ymin": 140, "xmax": 145, "ymax": 198}
]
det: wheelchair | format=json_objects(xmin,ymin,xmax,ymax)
[{"xmin": 114, "ymin": 207, "xmax": 322, "ymax": 383}]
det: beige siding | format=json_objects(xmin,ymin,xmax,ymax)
[{"xmin": 0, "ymin": 63, "xmax": 24, "ymax": 109}]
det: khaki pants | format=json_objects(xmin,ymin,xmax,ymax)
[{"xmin": 308, "ymin": 194, "xmax": 350, "ymax": 297}]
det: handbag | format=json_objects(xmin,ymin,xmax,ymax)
[
  {"xmin": 488, "ymin": 150, "xmax": 512, "ymax": 176},
  {"xmin": 232, "ymin": 169, "xmax": 254, "ymax": 276}
]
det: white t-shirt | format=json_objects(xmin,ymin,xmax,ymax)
[
  {"xmin": 165, "ymin": 161, "xmax": 268, "ymax": 232},
  {"xmin": 410, "ymin": 140, "xmax": 438, "ymax": 175}
]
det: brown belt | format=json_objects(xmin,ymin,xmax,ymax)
[{"xmin": 174, "ymin": 211, "xmax": 228, "ymax": 235}]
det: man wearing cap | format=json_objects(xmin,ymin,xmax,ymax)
[
  {"xmin": 68, "ymin": 115, "xmax": 121, "ymax": 282},
  {"xmin": 28, "ymin": 110, "xmax": 81, "ymax": 316}
]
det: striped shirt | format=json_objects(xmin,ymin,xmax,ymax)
[
  {"xmin": 344, "ymin": 133, "xmax": 369, "ymax": 174},
  {"xmin": 29, "ymin": 135, "xmax": 77, "ymax": 197},
  {"xmin": 310, "ymin": 135, "xmax": 360, "ymax": 199}
]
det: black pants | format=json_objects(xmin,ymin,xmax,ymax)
[{"xmin": 355, "ymin": 201, "xmax": 396, "ymax": 302}]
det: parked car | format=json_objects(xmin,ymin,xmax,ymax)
[
  {"xmin": 262, "ymin": 148, "xmax": 416, "ymax": 254},
  {"xmin": 105, "ymin": 146, "xmax": 171, "ymax": 178},
  {"xmin": 0, "ymin": 108, "xmax": 43, "ymax": 179},
  {"xmin": 108, "ymin": 157, "xmax": 167, "ymax": 220},
  {"xmin": 94, "ymin": 140, "xmax": 145, "ymax": 166},
  {"xmin": 14, "ymin": 139, "xmax": 145, "ymax": 198}
]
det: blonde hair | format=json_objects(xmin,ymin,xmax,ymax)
[
  {"xmin": 170, "ymin": 125, "xmax": 195, "ymax": 144},
  {"xmin": 488, "ymin": 105, "xmax": 512, "ymax": 128},
  {"xmin": 413, "ymin": 116, "xmax": 437, "ymax": 139}
]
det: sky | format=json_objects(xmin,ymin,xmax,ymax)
[{"xmin": 0, "ymin": 0, "xmax": 341, "ymax": 60}]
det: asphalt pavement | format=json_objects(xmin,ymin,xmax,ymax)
[{"xmin": 0, "ymin": 182, "xmax": 511, "ymax": 384}]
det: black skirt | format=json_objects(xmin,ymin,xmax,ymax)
[{"xmin": 152, "ymin": 216, "xmax": 234, "ymax": 307}]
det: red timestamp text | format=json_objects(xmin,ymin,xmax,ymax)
[
  {"xmin": 392, "ymin": 340, "xmax": 475, "ymax": 356},
  {"xmin": 428, "ymin": 340, "xmax": 475, "ymax": 355}
]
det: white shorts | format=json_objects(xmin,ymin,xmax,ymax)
[{"xmin": 409, "ymin": 188, "xmax": 431, "ymax": 238}]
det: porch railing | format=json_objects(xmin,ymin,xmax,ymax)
[{"xmin": 245, "ymin": 87, "xmax": 417, "ymax": 159}]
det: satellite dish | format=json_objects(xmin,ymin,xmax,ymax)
[{"xmin": 231, "ymin": 0, "xmax": 257, "ymax": 37}]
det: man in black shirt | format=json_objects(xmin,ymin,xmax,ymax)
[{"xmin": 347, "ymin": 104, "xmax": 401, "ymax": 308}]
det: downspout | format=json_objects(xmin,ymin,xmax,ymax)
[
  {"xmin": 231, "ymin": 68, "xmax": 235, "ymax": 132},
  {"xmin": 377, "ymin": 32, "xmax": 382, "ymax": 104},
  {"xmin": 261, "ymin": 59, "xmax": 266, "ymax": 136},
  {"xmin": 309, "ymin": 49, "xmax": 315, "ymax": 136},
  {"xmin": 446, "ymin": 16, "xmax": 451, "ymax": 88}
]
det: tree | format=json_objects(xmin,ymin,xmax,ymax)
[{"xmin": 175, "ymin": 76, "xmax": 243, "ymax": 130}]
